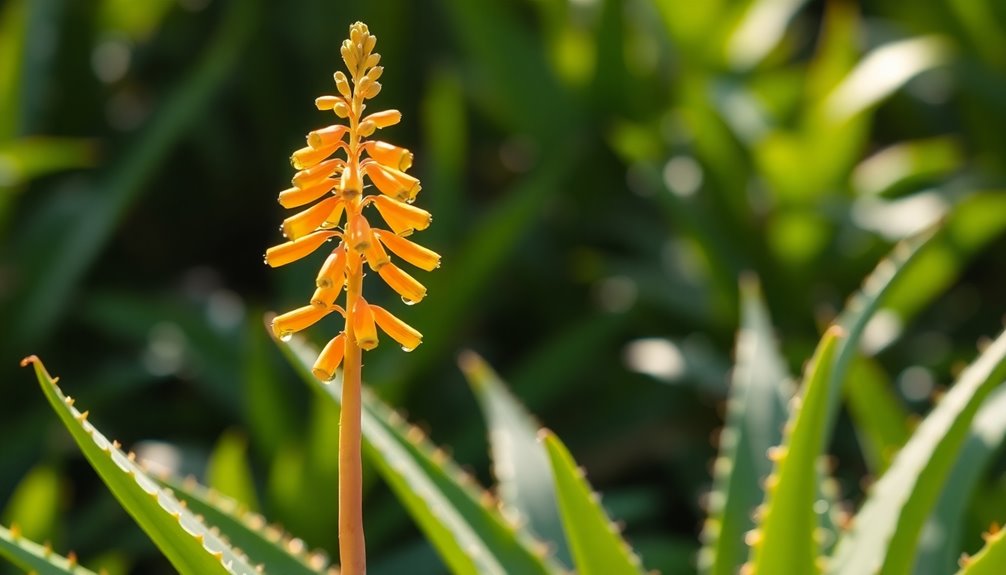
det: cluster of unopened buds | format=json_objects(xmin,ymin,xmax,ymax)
[{"xmin": 265, "ymin": 22, "xmax": 438, "ymax": 381}]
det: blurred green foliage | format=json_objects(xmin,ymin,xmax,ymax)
[{"xmin": 1, "ymin": 0, "xmax": 1005, "ymax": 572}]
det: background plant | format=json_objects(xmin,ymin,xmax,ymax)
[{"xmin": 1, "ymin": 0, "xmax": 1006, "ymax": 574}]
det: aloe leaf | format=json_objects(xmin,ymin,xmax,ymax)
[
  {"xmin": 542, "ymin": 430, "xmax": 646, "ymax": 575},
  {"xmin": 914, "ymin": 386, "xmax": 1006, "ymax": 574},
  {"xmin": 22, "ymin": 356, "xmax": 261, "ymax": 575},
  {"xmin": 459, "ymin": 351, "xmax": 572, "ymax": 568},
  {"xmin": 0, "ymin": 524, "xmax": 97, "ymax": 575},
  {"xmin": 154, "ymin": 475, "xmax": 329, "ymax": 575},
  {"xmin": 700, "ymin": 276, "xmax": 793, "ymax": 575},
  {"xmin": 827, "ymin": 328, "xmax": 1006, "ymax": 575},
  {"xmin": 747, "ymin": 327, "xmax": 843, "ymax": 575},
  {"xmin": 824, "ymin": 230, "xmax": 934, "ymax": 440},
  {"xmin": 279, "ymin": 336, "xmax": 559, "ymax": 575},
  {"xmin": 956, "ymin": 527, "xmax": 1006, "ymax": 575}
]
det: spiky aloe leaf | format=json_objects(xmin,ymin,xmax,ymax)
[
  {"xmin": 747, "ymin": 327, "xmax": 843, "ymax": 575},
  {"xmin": 279, "ymin": 336, "xmax": 558, "ymax": 575},
  {"xmin": 154, "ymin": 475, "xmax": 331, "ymax": 575},
  {"xmin": 827, "ymin": 329, "xmax": 1006, "ymax": 575},
  {"xmin": 0, "ymin": 524, "xmax": 97, "ymax": 575},
  {"xmin": 956, "ymin": 526, "xmax": 1006, "ymax": 575},
  {"xmin": 826, "ymin": 230, "xmax": 934, "ymax": 442},
  {"xmin": 459, "ymin": 351, "xmax": 572, "ymax": 568},
  {"xmin": 541, "ymin": 430, "xmax": 646, "ymax": 575},
  {"xmin": 700, "ymin": 276, "xmax": 794, "ymax": 575},
  {"xmin": 914, "ymin": 387, "xmax": 1006, "ymax": 574},
  {"xmin": 22, "ymin": 356, "xmax": 260, "ymax": 575}
]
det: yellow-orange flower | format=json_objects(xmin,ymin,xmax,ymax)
[{"xmin": 266, "ymin": 21, "xmax": 438, "ymax": 381}]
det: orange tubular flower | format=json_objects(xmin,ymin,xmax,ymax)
[
  {"xmin": 266, "ymin": 20, "xmax": 436, "ymax": 368},
  {"xmin": 313, "ymin": 333, "xmax": 347, "ymax": 381}
]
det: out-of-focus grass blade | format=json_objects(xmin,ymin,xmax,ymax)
[
  {"xmin": 822, "ymin": 36, "xmax": 953, "ymax": 123},
  {"xmin": 843, "ymin": 357, "xmax": 910, "ymax": 474},
  {"xmin": 0, "ymin": 137, "xmax": 96, "ymax": 186},
  {"xmin": 156, "ymin": 474, "xmax": 330, "ymax": 575},
  {"xmin": 439, "ymin": 0, "xmax": 573, "ymax": 143},
  {"xmin": 0, "ymin": 464, "xmax": 61, "ymax": 545},
  {"xmin": 0, "ymin": 524, "xmax": 97, "ymax": 575},
  {"xmin": 0, "ymin": 0, "xmax": 25, "ymax": 138},
  {"xmin": 278, "ymin": 335, "xmax": 559, "ymax": 575},
  {"xmin": 851, "ymin": 138, "xmax": 964, "ymax": 198},
  {"xmin": 827, "ymin": 328, "xmax": 1006, "ymax": 575},
  {"xmin": 6, "ymin": 0, "xmax": 259, "ymax": 350},
  {"xmin": 700, "ymin": 276, "xmax": 793, "ymax": 575},
  {"xmin": 725, "ymin": 0, "xmax": 811, "ymax": 70},
  {"xmin": 914, "ymin": 386, "xmax": 1006, "ymax": 574},
  {"xmin": 460, "ymin": 351, "xmax": 572, "ymax": 568},
  {"xmin": 541, "ymin": 430, "xmax": 646, "ymax": 575},
  {"xmin": 956, "ymin": 525, "xmax": 1006, "ymax": 575},
  {"xmin": 207, "ymin": 429, "xmax": 259, "ymax": 513},
  {"xmin": 747, "ymin": 327, "xmax": 843, "ymax": 575},
  {"xmin": 420, "ymin": 67, "xmax": 466, "ymax": 245},
  {"xmin": 882, "ymin": 191, "xmax": 1006, "ymax": 323},
  {"xmin": 22, "ymin": 356, "xmax": 260, "ymax": 575}
]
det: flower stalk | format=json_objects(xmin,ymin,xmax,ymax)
[{"xmin": 265, "ymin": 22, "xmax": 437, "ymax": 574}]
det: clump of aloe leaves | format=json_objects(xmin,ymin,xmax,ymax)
[{"xmin": 4, "ymin": 2, "xmax": 1006, "ymax": 575}]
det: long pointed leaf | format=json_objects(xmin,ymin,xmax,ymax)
[
  {"xmin": 956, "ymin": 527, "xmax": 1006, "ymax": 575},
  {"xmin": 154, "ymin": 475, "xmax": 330, "ymax": 575},
  {"xmin": 0, "ymin": 524, "xmax": 97, "ymax": 575},
  {"xmin": 747, "ymin": 327, "xmax": 844, "ymax": 575},
  {"xmin": 914, "ymin": 386, "xmax": 1006, "ymax": 573},
  {"xmin": 701, "ymin": 276, "xmax": 793, "ymax": 575},
  {"xmin": 22, "ymin": 356, "xmax": 260, "ymax": 575},
  {"xmin": 460, "ymin": 351, "xmax": 572, "ymax": 568},
  {"xmin": 828, "ymin": 329, "xmax": 1006, "ymax": 575},
  {"xmin": 542, "ymin": 430, "xmax": 646, "ymax": 575},
  {"xmin": 278, "ymin": 336, "xmax": 558, "ymax": 575}
]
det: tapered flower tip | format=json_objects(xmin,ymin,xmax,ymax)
[
  {"xmin": 271, "ymin": 305, "xmax": 333, "ymax": 341},
  {"xmin": 375, "ymin": 230, "xmax": 440, "ymax": 271},
  {"xmin": 364, "ymin": 162, "xmax": 421, "ymax": 202},
  {"xmin": 265, "ymin": 231, "xmax": 338, "ymax": 267},
  {"xmin": 370, "ymin": 195, "xmax": 431, "ymax": 235},
  {"xmin": 378, "ymin": 263, "xmax": 427, "ymax": 305},
  {"xmin": 313, "ymin": 333, "xmax": 346, "ymax": 382},
  {"xmin": 371, "ymin": 305, "xmax": 422, "ymax": 352}
]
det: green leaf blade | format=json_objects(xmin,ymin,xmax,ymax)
[
  {"xmin": 156, "ymin": 475, "xmax": 329, "ymax": 575},
  {"xmin": 23, "ymin": 356, "xmax": 260, "ymax": 575},
  {"xmin": 956, "ymin": 529, "xmax": 1006, "ymax": 575},
  {"xmin": 828, "ymin": 329, "xmax": 1006, "ymax": 575},
  {"xmin": 748, "ymin": 327, "xmax": 844, "ymax": 575},
  {"xmin": 460, "ymin": 351, "xmax": 572, "ymax": 568},
  {"xmin": 542, "ymin": 430, "xmax": 646, "ymax": 575},
  {"xmin": 701, "ymin": 277, "xmax": 793, "ymax": 575},
  {"xmin": 0, "ymin": 524, "xmax": 98, "ymax": 575}
]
